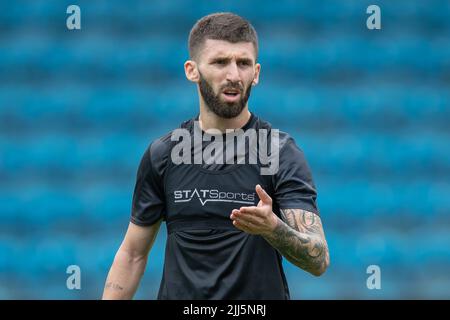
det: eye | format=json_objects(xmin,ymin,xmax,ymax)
[
  {"xmin": 238, "ymin": 61, "xmax": 251, "ymax": 67},
  {"xmin": 214, "ymin": 59, "xmax": 227, "ymax": 65}
]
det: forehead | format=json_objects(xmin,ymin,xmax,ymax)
[{"xmin": 199, "ymin": 39, "xmax": 256, "ymax": 60}]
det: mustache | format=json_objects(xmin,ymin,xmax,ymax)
[{"xmin": 220, "ymin": 82, "xmax": 244, "ymax": 92}]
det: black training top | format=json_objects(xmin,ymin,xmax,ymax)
[{"xmin": 130, "ymin": 112, "xmax": 319, "ymax": 299}]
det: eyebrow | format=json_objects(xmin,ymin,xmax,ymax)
[{"xmin": 209, "ymin": 56, "xmax": 253, "ymax": 64}]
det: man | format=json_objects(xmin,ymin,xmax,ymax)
[{"xmin": 102, "ymin": 12, "xmax": 329, "ymax": 300}]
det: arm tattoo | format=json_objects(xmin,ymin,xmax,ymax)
[
  {"xmin": 104, "ymin": 282, "xmax": 124, "ymax": 291},
  {"xmin": 263, "ymin": 209, "xmax": 330, "ymax": 275}
]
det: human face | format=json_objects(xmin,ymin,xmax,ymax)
[
  {"xmin": 193, "ymin": 39, "xmax": 260, "ymax": 118},
  {"xmin": 197, "ymin": 70, "xmax": 251, "ymax": 118}
]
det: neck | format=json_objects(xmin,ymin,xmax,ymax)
[{"xmin": 198, "ymin": 102, "xmax": 251, "ymax": 133}]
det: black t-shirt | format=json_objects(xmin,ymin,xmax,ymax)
[{"xmin": 130, "ymin": 112, "xmax": 319, "ymax": 299}]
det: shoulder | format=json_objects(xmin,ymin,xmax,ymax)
[
  {"xmin": 145, "ymin": 117, "xmax": 194, "ymax": 171},
  {"xmin": 255, "ymin": 115, "xmax": 304, "ymax": 155},
  {"xmin": 148, "ymin": 130, "xmax": 173, "ymax": 164},
  {"xmin": 279, "ymin": 132, "xmax": 304, "ymax": 156}
]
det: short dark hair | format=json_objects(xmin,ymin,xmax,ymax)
[{"xmin": 188, "ymin": 12, "xmax": 258, "ymax": 60}]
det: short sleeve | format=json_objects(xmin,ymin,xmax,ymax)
[
  {"xmin": 130, "ymin": 142, "xmax": 167, "ymax": 226},
  {"xmin": 272, "ymin": 136, "xmax": 319, "ymax": 215}
]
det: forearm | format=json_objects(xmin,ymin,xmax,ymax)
[
  {"xmin": 102, "ymin": 248, "xmax": 148, "ymax": 299},
  {"xmin": 263, "ymin": 216, "xmax": 329, "ymax": 276}
]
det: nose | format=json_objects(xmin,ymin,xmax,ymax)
[{"xmin": 225, "ymin": 61, "xmax": 241, "ymax": 83}]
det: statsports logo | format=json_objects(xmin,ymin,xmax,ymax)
[{"xmin": 174, "ymin": 188, "xmax": 255, "ymax": 206}]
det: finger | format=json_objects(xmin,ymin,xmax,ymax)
[
  {"xmin": 232, "ymin": 219, "xmax": 251, "ymax": 233},
  {"xmin": 233, "ymin": 212, "xmax": 264, "ymax": 226},
  {"xmin": 230, "ymin": 209, "xmax": 240, "ymax": 219},
  {"xmin": 233, "ymin": 217, "xmax": 259, "ymax": 234},
  {"xmin": 239, "ymin": 206, "xmax": 258, "ymax": 215},
  {"xmin": 239, "ymin": 206, "xmax": 265, "ymax": 218},
  {"xmin": 255, "ymin": 184, "xmax": 272, "ymax": 205}
]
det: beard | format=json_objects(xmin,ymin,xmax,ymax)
[{"xmin": 198, "ymin": 72, "xmax": 252, "ymax": 119}]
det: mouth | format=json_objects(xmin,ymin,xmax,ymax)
[{"xmin": 221, "ymin": 89, "xmax": 241, "ymax": 102}]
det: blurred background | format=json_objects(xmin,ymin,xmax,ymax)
[{"xmin": 0, "ymin": 0, "xmax": 449, "ymax": 299}]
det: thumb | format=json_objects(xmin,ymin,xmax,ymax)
[{"xmin": 255, "ymin": 184, "xmax": 272, "ymax": 205}]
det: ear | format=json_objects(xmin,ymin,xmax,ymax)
[
  {"xmin": 252, "ymin": 63, "xmax": 261, "ymax": 86},
  {"xmin": 184, "ymin": 60, "xmax": 200, "ymax": 83}
]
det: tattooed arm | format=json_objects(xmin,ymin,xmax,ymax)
[
  {"xmin": 102, "ymin": 219, "xmax": 162, "ymax": 299},
  {"xmin": 264, "ymin": 209, "xmax": 330, "ymax": 276},
  {"xmin": 230, "ymin": 185, "xmax": 329, "ymax": 277}
]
